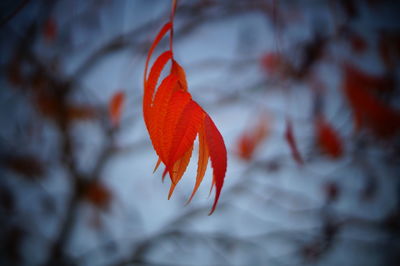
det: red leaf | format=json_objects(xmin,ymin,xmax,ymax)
[
  {"xmin": 143, "ymin": 51, "xmax": 173, "ymax": 129},
  {"xmin": 284, "ymin": 118, "xmax": 304, "ymax": 165},
  {"xmin": 204, "ymin": 115, "xmax": 227, "ymax": 215},
  {"xmin": 109, "ymin": 91, "xmax": 125, "ymax": 127},
  {"xmin": 142, "ymin": 1, "xmax": 227, "ymax": 214},
  {"xmin": 149, "ymin": 74, "xmax": 179, "ymax": 161},
  {"xmin": 167, "ymin": 100, "xmax": 204, "ymax": 170},
  {"xmin": 187, "ymin": 123, "xmax": 209, "ymax": 204},
  {"xmin": 161, "ymin": 91, "xmax": 192, "ymax": 169},
  {"xmin": 168, "ymin": 145, "xmax": 193, "ymax": 199},
  {"xmin": 344, "ymin": 64, "xmax": 394, "ymax": 93},
  {"xmin": 315, "ymin": 116, "xmax": 343, "ymax": 158},
  {"xmin": 343, "ymin": 64, "xmax": 400, "ymax": 138},
  {"xmin": 171, "ymin": 60, "xmax": 188, "ymax": 91},
  {"xmin": 143, "ymin": 22, "xmax": 172, "ymax": 87}
]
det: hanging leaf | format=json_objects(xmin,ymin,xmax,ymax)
[
  {"xmin": 168, "ymin": 145, "xmax": 193, "ymax": 199},
  {"xmin": 204, "ymin": 115, "xmax": 227, "ymax": 215},
  {"xmin": 142, "ymin": 0, "xmax": 227, "ymax": 214},
  {"xmin": 187, "ymin": 124, "xmax": 209, "ymax": 204}
]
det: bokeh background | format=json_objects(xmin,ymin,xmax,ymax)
[{"xmin": 1, "ymin": 0, "xmax": 400, "ymax": 265}]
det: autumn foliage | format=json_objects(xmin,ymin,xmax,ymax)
[
  {"xmin": 1, "ymin": 0, "xmax": 400, "ymax": 265},
  {"xmin": 142, "ymin": 1, "xmax": 227, "ymax": 214}
]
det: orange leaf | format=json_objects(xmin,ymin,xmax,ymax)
[
  {"xmin": 148, "ymin": 74, "xmax": 179, "ymax": 161},
  {"xmin": 204, "ymin": 115, "xmax": 227, "ymax": 215},
  {"xmin": 237, "ymin": 116, "xmax": 269, "ymax": 160},
  {"xmin": 187, "ymin": 123, "xmax": 209, "ymax": 204},
  {"xmin": 284, "ymin": 118, "xmax": 304, "ymax": 165},
  {"xmin": 162, "ymin": 166, "xmax": 168, "ymax": 183},
  {"xmin": 143, "ymin": 22, "xmax": 172, "ymax": 88},
  {"xmin": 109, "ymin": 91, "xmax": 125, "ymax": 127},
  {"xmin": 143, "ymin": 51, "xmax": 173, "ymax": 128},
  {"xmin": 153, "ymin": 157, "xmax": 162, "ymax": 173},
  {"xmin": 168, "ymin": 145, "xmax": 193, "ymax": 199},
  {"xmin": 161, "ymin": 91, "xmax": 192, "ymax": 169},
  {"xmin": 167, "ymin": 100, "xmax": 204, "ymax": 169},
  {"xmin": 171, "ymin": 60, "xmax": 188, "ymax": 91},
  {"xmin": 142, "ymin": 1, "xmax": 227, "ymax": 214},
  {"xmin": 67, "ymin": 106, "xmax": 96, "ymax": 121}
]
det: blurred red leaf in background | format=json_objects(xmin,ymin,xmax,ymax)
[
  {"xmin": 35, "ymin": 94, "xmax": 97, "ymax": 122},
  {"xmin": 343, "ymin": 64, "xmax": 400, "ymax": 138},
  {"xmin": 84, "ymin": 181, "xmax": 112, "ymax": 210},
  {"xmin": 261, "ymin": 52, "xmax": 291, "ymax": 78},
  {"xmin": 109, "ymin": 91, "xmax": 125, "ymax": 127},
  {"xmin": 237, "ymin": 115, "xmax": 269, "ymax": 160},
  {"xmin": 315, "ymin": 116, "xmax": 343, "ymax": 159}
]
